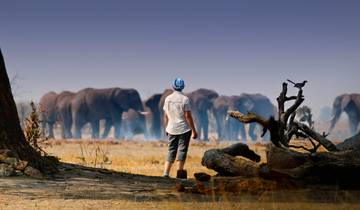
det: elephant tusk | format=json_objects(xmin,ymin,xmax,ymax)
[
  {"xmin": 225, "ymin": 114, "xmax": 229, "ymax": 121},
  {"xmin": 138, "ymin": 111, "xmax": 150, "ymax": 115},
  {"xmin": 122, "ymin": 113, "xmax": 129, "ymax": 120}
]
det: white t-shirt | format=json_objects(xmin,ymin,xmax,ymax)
[{"xmin": 163, "ymin": 91, "xmax": 191, "ymax": 135}]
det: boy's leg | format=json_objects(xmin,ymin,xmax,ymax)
[
  {"xmin": 163, "ymin": 134, "xmax": 179, "ymax": 176},
  {"xmin": 177, "ymin": 131, "xmax": 192, "ymax": 170}
]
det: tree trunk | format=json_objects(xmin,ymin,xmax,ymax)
[
  {"xmin": 0, "ymin": 49, "xmax": 56, "ymax": 174},
  {"xmin": 265, "ymin": 144, "xmax": 360, "ymax": 187},
  {"xmin": 201, "ymin": 149, "xmax": 259, "ymax": 177},
  {"xmin": 201, "ymin": 143, "xmax": 260, "ymax": 177}
]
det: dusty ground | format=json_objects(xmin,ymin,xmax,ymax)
[{"xmin": 1, "ymin": 138, "xmax": 360, "ymax": 209}]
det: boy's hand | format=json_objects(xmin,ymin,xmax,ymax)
[{"xmin": 192, "ymin": 130, "xmax": 198, "ymax": 139}]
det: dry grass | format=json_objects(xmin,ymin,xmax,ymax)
[{"xmin": 45, "ymin": 139, "xmax": 235, "ymax": 178}]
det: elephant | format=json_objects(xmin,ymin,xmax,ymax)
[
  {"xmin": 71, "ymin": 87, "xmax": 144, "ymax": 139},
  {"xmin": 187, "ymin": 88, "xmax": 219, "ymax": 141},
  {"xmin": 55, "ymin": 91, "xmax": 76, "ymax": 139},
  {"xmin": 144, "ymin": 93, "xmax": 162, "ymax": 139},
  {"xmin": 120, "ymin": 108, "xmax": 147, "ymax": 139},
  {"xmin": 329, "ymin": 93, "xmax": 360, "ymax": 135},
  {"xmin": 39, "ymin": 91, "xmax": 58, "ymax": 138},
  {"xmin": 212, "ymin": 95, "xmax": 232, "ymax": 140},
  {"xmin": 213, "ymin": 93, "xmax": 275, "ymax": 142}
]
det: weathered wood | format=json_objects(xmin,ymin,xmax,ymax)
[
  {"xmin": 228, "ymin": 111, "xmax": 283, "ymax": 147},
  {"xmin": 220, "ymin": 143, "xmax": 261, "ymax": 162},
  {"xmin": 265, "ymin": 145, "xmax": 360, "ymax": 186},
  {"xmin": 294, "ymin": 122, "xmax": 338, "ymax": 152},
  {"xmin": 201, "ymin": 149, "xmax": 259, "ymax": 177}
]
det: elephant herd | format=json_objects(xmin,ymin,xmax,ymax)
[
  {"xmin": 39, "ymin": 87, "xmax": 360, "ymax": 141},
  {"xmin": 39, "ymin": 87, "xmax": 276, "ymax": 141}
]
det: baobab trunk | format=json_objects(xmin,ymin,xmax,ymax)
[{"xmin": 0, "ymin": 49, "xmax": 56, "ymax": 175}]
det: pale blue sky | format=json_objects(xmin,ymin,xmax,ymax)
[{"xmin": 1, "ymin": 0, "xmax": 359, "ymax": 116}]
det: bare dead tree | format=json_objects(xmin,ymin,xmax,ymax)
[
  {"xmin": 228, "ymin": 81, "xmax": 338, "ymax": 153},
  {"xmin": 201, "ymin": 80, "xmax": 360, "ymax": 186}
]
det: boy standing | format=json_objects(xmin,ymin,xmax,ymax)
[{"xmin": 163, "ymin": 78, "xmax": 197, "ymax": 178}]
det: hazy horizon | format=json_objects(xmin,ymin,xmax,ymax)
[{"xmin": 1, "ymin": 0, "xmax": 359, "ymax": 117}]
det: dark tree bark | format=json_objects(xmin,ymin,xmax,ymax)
[
  {"xmin": 265, "ymin": 144, "xmax": 360, "ymax": 187},
  {"xmin": 201, "ymin": 143, "xmax": 260, "ymax": 177},
  {"xmin": 0, "ymin": 49, "xmax": 57, "ymax": 174}
]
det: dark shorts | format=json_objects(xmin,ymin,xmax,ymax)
[{"xmin": 167, "ymin": 130, "xmax": 192, "ymax": 163}]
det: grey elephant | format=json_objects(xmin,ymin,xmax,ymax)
[
  {"xmin": 213, "ymin": 93, "xmax": 275, "ymax": 141},
  {"xmin": 329, "ymin": 93, "xmax": 360, "ymax": 135},
  {"xmin": 212, "ymin": 95, "xmax": 232, "ymax": 140},
  {"xmin": 120, "ymin": 108, "xmax": 147, "ymax": 139},
  {"xmin": 187, "ymin": 88, "xmax": 219, "ymax": 141},
  {"xmin": 71, "ymin": 87, "xmax": 144, "ymax": 139},
  {"xmin": 55, "ymin": 91, "xmax": 76, "ymax": 139},
  {"xmin": 144, "ymin": 93, "xmax": 162, "ymax": 139},
  {"xmin": 39, "ymin": 91, "xmax": 58, "ymax": 138}
]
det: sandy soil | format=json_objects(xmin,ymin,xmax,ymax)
[{"xmin": 1, "ymin": 139, "xmax": 360, "ymax": 210}]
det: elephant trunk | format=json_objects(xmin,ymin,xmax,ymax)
[{"xmin": 328, "ymin": 109, "xmax": 341, "ymax": 133}]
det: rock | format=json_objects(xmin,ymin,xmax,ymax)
[
  {"xmin": 194, "ymin": 172, "xmax": 211, "ymax": 182},
  {"xmin": 0, "ymin": 149, "xmax": 13, "ymax": 162},
  {"xmin": 24, "ymin": 166, "xmax": 43, "ymax": 179},
  {"xmin": 15, "ymin": 160, "xmax": 28, "ymax": 171},
  {"xmin": 3, "ymin": 157, "xmax": 18, "ymax": 167},
  {"xmin": 0, "ymin": 163, "xmax": 15, "ymax": 177}
]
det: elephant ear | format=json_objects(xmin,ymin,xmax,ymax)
[
  {"xmin": 341, "ymin": 94, "xmax": 352, "ymax": 110},
  {"xmin": 351, "ymin": 94, "xmax": 360, "ymax": 110}
]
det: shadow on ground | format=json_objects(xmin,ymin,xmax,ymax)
[{"xmin": 0, "ymin": 162, "xmax": 360, "ymax": 204}]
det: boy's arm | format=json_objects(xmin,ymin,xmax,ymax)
[
  {"xmin": 184, "ymin": 111, "xmax": 198, "ymax": 139},
  {"xmin": 164, "ymin": 112, "xmax": 169, "ymax": 135}
]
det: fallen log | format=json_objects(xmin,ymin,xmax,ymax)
[
  {"xmin": 265, "ymin": 144, "xmax": 360, "ymax": 187},
  {"xmin": 201, "ymin": 143, "xmax": 260, "ymax": 177}
]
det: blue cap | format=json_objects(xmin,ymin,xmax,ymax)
[{"xmin": 172, "ymin": 78, "xmax": 185, "ymax": 91}]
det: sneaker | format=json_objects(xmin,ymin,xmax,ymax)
[{"xmin": 163, "ymin": 174, "xmax": 170, "ymax": 178}]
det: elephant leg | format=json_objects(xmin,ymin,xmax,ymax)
[
  {"xmin": 113, "ymin": 114, "xmax": 123, "ymax": 139},
  {"xmin": 238, "ymin": 123, "xmax": 246, "ymax": 142},
  {"xmin": 249, "ymin": 123, "xmax": 258, "ymax": 141},
  {"xmin": 215, "ymin": 114, "xmax": 223, "ymax": 140},
  {"xmin": 64, "ymin": 121, "xmax": 73, "ymax": 139},
  {"xmin": 102, "ymin": 119, "xmax": 112, "ymax": 139},
  {"xmin": 91, "ymin": 120, "xmax": 100, "ymax": 139},
  {"xmin": 48, "ymin": 123, "xmax": 55, "ymax": 139},
  {"xmin": 202, "ymin": 113, "xmax": 209, "ymax": 141},
  {"xmin": 195, "ymin": 117, "xmax": 202, "ymax": 140},
  {"xmin": 60, "ymin": 122, "xmax": 66, "ymax": 139},
  {"xmin": 72, "ymin": 113, "xmax": 82, "ymax": 139},
  {"xmin": 229, "ymin": 119, "xmax": 238, "ymax": 141},
  {"xmin": 348, "ymin": 112, "xmax": 359, "ymax": 135},
  {"xmin": 73, "ymin": 120, "xmax": 83, "ymax": 139}
]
